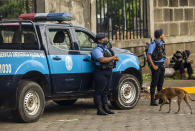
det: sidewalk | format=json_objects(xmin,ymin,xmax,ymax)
[
  {"xmin": 143, "ymin": 80, "xmax": 195, "ymax": 88},
  {"xmin": 143, "ymin": 80, "xmax": 195, "ymax": 93}
]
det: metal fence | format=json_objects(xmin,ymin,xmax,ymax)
[
  {"xmin": 0, "ymin": 0, "xmax": 37, "ymax": 19},
  {"xmin": 96, "ymin": 0, "xmax": 148, "ymax": 40}
]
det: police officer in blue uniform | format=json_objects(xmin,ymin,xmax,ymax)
[
  {"xmin": 92, "ymin": 33, "xmax": 119, "ymax": 115},
  {"xmin": 147, "ymin": 29, "xmax": 166, "ymax": 106}
]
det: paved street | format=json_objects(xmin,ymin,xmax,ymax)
[{"xmin": 0, "ymin": 80, "xmax": 195, "ymax": 131}]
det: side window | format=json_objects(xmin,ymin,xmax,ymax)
[
  {"xmin": 0, "ymin": 25, "xmax": 38, "ymax": 50},
  {"xmin": 75, "ymin": 31, "xmax": 96, "ymax": 51},
  {"xmin": 0, "ymin": 30, "xmax": 15, "ymax": 43},
  {"xmin": 49, "ymin": 29, "xmax": 71, "ymax": 50},
  {"xmin": 22, "ymin": 31, "xmax": 37, "ymax": 45}
]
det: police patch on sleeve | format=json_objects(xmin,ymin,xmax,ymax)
[{"xmin": 65, "ymin": 56, "xmax": 73, "ymax": 71}]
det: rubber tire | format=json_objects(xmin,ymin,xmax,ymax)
[
  {"xmin": 54, "ymin": 99, "xmax": 77, "ymax": 106},
  {"xmin": 12, "ymin": 80, "xmax": 45, "ymax": 123},
  {"xmin": 111, "ymin": 74, "xmax": 141, "ymax": 109}
]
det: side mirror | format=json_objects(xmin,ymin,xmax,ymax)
[{"xmin": 89, "ymin": 37, "xmax": 97, "ymax": 48}]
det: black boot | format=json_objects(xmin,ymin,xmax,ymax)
[
  {"xmin": 103, "ymin": 104, "xmax": 115, "ymax": 114},
  {"xmin": 97, "ymin": 105, "xmax": 108, "ymax": 115},
  {"xmin": 150, "ymin": 94, "xmax": 158, "ymax": 106}
]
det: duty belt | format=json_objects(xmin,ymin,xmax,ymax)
[{"xmin": 95, "ymin": 66, "xmax": 113, "ymax": 70}]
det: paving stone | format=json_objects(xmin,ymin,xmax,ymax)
[{"xmin": 0, "ymin": 82, "xmax": 195, "ymax": 131}]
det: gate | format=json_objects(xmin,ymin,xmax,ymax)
[
  {"xmin": 0, "ymin": 0, "xmax": 37, "ymax": 19},
  {"xmin": 96, "ymin": 0, "xmax": 148, "ymax": 40}
]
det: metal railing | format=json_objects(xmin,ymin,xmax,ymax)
[
  {"xmin": 96, "ymin": 0, "xmax": 148, "ymax": 40},
  {"xmin": 0, "ymin": 0, "xmax": 37, "ymax": 19}
]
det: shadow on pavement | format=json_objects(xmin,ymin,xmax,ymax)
[
  {"xmin": 44, "ymin": 101, "xmax": 96, "ymax": 115},
  {"xmin": 0, "ymin": 109, "xmax": 15, "ymax": 123},
  {"xmin": 0, "ymin": 100, "xmax": 96, "ymax": 123}
]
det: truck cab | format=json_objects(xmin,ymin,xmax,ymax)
[{"xmin": 0, "ymin": 13, "xmax": 144, "ymax": 122}]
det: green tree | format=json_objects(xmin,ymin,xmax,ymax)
[
  {"xmin": 0, "ymin": 0, "xmax": 35, "ymax": 19},
  {"xmin": 97, "ymin": 0, "xmax": 141, "ymax": 29}
]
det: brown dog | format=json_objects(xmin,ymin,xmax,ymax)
[{"xmin": 155, "ymin": 88, "xmax": 195, "ymax": 114}]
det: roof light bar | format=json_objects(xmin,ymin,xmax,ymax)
[
  {"xmin": 34, "ymin": 13, "xmax": 48, "ymax": 21},
  {"xmin": 47, "ymin": 13, "xmax": 72, "ymax": 21},
  {"xmin": 19, "ymin": 13, "xmax": 35, "ymax": 21},
  {"xmin": 19, "ymin": 13, "xmax": 72, "ymax": 22}
]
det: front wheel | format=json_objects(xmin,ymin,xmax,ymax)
[
  {"xmin": 111, "ymin": 74, "xmax": 141, "ymax": 109},
  {"xmin": 12, "ymin": 80, "xmax": 45, "ymax": 123}
]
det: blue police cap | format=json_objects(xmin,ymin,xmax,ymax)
[
  {"xmin": 154, "ymin": 29, "xmax": 163, "ymax": 39},
  {"xmin": 96, "ymin": 33, "xmax": 106, "ymax": 40}
]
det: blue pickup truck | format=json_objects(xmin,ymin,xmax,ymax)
[{"xmin": 0, "ymin": 13, "xmax": 144, "ymax": 122}]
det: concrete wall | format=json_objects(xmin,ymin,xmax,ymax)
[
  {"xmin": 112, "ymin": 0, "xmax": 195, "ymax": 73},
  {"xmin": 36, "ymin": 0, "xmax": 96, "ymax": 33},
  {"xmin": 153, "ymin": 0, "xmax": 195, "ymax": 37},
  {"xmin": 152, "ymin": 0, "xmax": 195, "ymax": 68}
]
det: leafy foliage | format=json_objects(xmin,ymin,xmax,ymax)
[
  {"xmin": 0, "ymin": 0, "xmax": 34, "ymax": 19},
  {"xmin": 97, "ymin": 0, "xmax": 141, "ymax": 29}
]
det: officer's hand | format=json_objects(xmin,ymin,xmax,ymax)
[
  {"xmin": 153, "ymin": 65, "xmax": 158, "ymax": 70},
  {"xmin": 115, "ymin": 56, "xmax": 119, "ymax": 61},
  {"xmin": 112, "ymin": 56, "xmax": 117, "ymax": 61},
  {"xmin": 113, "ymin": 56, "xmax": 119, "ymax": 61}
]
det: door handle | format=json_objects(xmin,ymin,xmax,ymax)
[
  {"xmin": 83, "ymin": 58, "xmax": 90, "ymax": 62},
  {"xmin": 53, "ymin": 56, "xmax": 61, "ymax": 61}
]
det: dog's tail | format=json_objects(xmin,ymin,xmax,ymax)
[{"xmin": 187, "ymin": 94, "xmax": 195, "ymax": 101}]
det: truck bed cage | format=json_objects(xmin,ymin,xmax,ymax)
[{"xmin": 0, "ymin": 20, "xmax": 41, "ymax": 49}]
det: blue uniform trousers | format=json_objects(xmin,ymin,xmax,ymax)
[
  {"xmin": 150, "ymin": 63, "xmax": 165, "ymax": 95},
  {"xmin": 93, "ymin": 68, "xmax": 112, "ymax": 106}
]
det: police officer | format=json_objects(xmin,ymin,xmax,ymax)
[
  {"xmin": 147, "ymin": 29, "xmax": 166, "ymax": 106},
  {"xmin": 91, "ymin": 33, "xmax": 119, "ymax": 115}
]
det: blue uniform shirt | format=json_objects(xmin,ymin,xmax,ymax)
[
  {"xmin": 147, "ymin": 39, "xmax": 165, "ymax": 63},
  {"xmin": 92, "ymin": 44, "xmax": 111, "ymax": 66}
]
